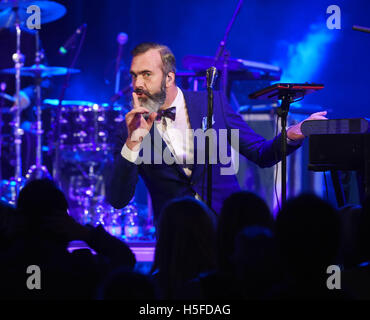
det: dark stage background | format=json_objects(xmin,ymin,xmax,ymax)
[
  {"xmin": 37, "ymin": 0, "xmax": 370, "ymax": 120},
  {"xmin": 2, "ymin": 0, "xmax": 368, "ymax": 213}
]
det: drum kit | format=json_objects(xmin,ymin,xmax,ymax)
[{"xmin": 0, "ymin": 0, "xmax": 152, "ymax": 241}]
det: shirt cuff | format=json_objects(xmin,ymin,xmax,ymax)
[{"xmin": 121, "ymin": 143, "xmax": 140, "ymax": 163}]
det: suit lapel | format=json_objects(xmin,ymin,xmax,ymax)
[
  {"xmin": 183, "ymin": 91, "xmax": 207, "ymax": 185},
  {"xmin": 185, "ymin": 91, "xmax": 204, "ymax": 133}
]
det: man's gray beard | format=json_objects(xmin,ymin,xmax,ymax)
[
  {"xmin": 140, "ymin": 96, "xmax": 162, "ymax": 113},
  {"xmin": 139, "ymin": 80, "xmax": 167, "ymax": 113}
]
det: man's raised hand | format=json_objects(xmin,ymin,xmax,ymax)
[{"xmin": 125, "ymin": 92, "xmax": 157, "ymax": 151}]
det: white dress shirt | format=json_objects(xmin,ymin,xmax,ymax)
[{"xmin": 121, "ymin": 87, "xmax": 194, "ymax": 177}]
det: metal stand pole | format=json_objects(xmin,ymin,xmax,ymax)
[
  {"xmin": 276, "ymin": 96, "xmax": 292, "ymax": 206},
  {"xmin": 214, "ymin": 0, "xmax": 243, "ymax": 97},
  {"xmin": 9, "ymin": 8, "xmax": 25, "ymax": 203},
  {"xmin": 221, "ymin": 50, "xmax": 230, "ymax": 97},
  {"xmin": 206, "ymin": 87, "xmax": 214, "ymax": 209},
  {"xmin": 205, "ymin": 67, "xmax": 218, "ymax": 210},
  {"xmin": 25, "ymin": 31, "xmax": 51, "ymax": 180}
]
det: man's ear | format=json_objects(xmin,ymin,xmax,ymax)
[{"xmin": 166, "ymin": 71, "xmax": 175, "ymax": 87}]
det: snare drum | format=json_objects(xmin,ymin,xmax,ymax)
[{"xmin": 45, "ymin": 100, "xmax": 125, "ymax": 161}]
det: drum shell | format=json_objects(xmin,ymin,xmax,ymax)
[{"xmin": 47, "ymin": 103, "xmax": 125, "ymax": 161}]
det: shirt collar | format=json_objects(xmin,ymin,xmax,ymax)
[{"xmin": 164, "ymin": 86, "xmax": 184, "ymax": 122}]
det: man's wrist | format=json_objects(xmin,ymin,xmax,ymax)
[
  {"xmin": 126, "ymin": 139, "xmax": 141, "ymax": 151},
  {"xmin": 286, "ymin": 136, "xmax": 303, "ymax": 146},
  {"xmin": 121, "ymin": 142, "xmax": 140, "ymax": 163},
  {"xmin": 286, "ymin": 123, "xmax": 305, "ymax": 145}
]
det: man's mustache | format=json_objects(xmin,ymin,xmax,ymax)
[{"xmin": 133, "ymin": 88, "xmax": 153, "ymax": 99}]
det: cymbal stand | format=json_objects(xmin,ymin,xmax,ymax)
[
  {"xmin": 214, "ymin": 0, "xmax": 243, "ymax": 97},
  {"xmin": 25, "ymin": 31, "xmax": 51, "ymax": 180},
  {"xmin": 10, "ymin": 6, "xmax": 25, "ymax": 203},
  {"xmin": 221, "ymin": 50, "xmax": 230, "ymax": 97}
]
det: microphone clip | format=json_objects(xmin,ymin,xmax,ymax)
[{"xmin": 206, "ymin": 66, "xmax": 218, "ymax": 89}]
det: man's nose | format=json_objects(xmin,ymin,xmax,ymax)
[{"xmin": 134, "ymin": 75, "xmax": 145, "ymax": 88}]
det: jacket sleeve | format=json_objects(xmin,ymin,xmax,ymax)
[
  {"xmin": 219, "ymin": 91, "xmax": 301, "ymax": 168},
  {"xmin": 105, "ymin": 124, "xmax": 139, "ymax": 209},
  {"xmin": 85, "ymin": 224, "xmax": 136, "ymax": 269}
]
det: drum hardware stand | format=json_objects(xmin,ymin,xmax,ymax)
[
  {"xmin": 25, "ymin": 31, "xmax": 51, "ymax": 181},
  {"xmin": 68, "ymin": 161, "xmax": 103, "ymax": 225},
  {"xmin": 8, "ymin": 6, "xmax": 26, "ymax": 204}
]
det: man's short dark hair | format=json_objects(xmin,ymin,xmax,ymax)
[{"xmin": 131, "ymin": 42, "xmax": 176, "ymax": 75}]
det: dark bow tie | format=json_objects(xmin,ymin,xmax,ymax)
[{"xmin": 156, "ymin": 106, "xmax": 176, "ymax": 121}]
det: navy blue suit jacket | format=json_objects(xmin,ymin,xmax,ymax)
[{"xmin": 105, "ymin": 90, "xmax": 299, "ymax": 219}]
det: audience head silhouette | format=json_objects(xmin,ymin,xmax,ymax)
[
  {"xmin": 217, "ymin": 191, "xmax": 274, "ymax": 273},
  {"xmin": 276, "ymin": 193, "xmax": 341, "ymax": 277},
  {"xmin": 17, "ymin": 178, "xmax": 68, "ymax": 218},
  {"xmin": 152, "ymin": 196, "xmax": 217, "ymax": 299},
  {"xmin": 232, "ymin": 225, "xmax": 278, "ymax": 298}
]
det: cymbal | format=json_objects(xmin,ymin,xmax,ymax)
[
  {"xmin": 43, "ymin": 99, "xmax": 97, "ymax": 107},
  {"xmin": 0, "ymin": 91, "xmax": 15, "ymax": 102},
  {"xmin": 182, "ymin": 55, "xmax": 281, "ymax": 81},
  {"xmin": 0, "ymin": 64, "xmax": 80, "ymax": 77},
  {"xmin": 0, "ymin": 0, "xmax": 66, "ymax": 28}
]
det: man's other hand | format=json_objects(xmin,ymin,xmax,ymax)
[{"xmin": 287, "ymin": 111, "xmax": 328, "ymax": 142}]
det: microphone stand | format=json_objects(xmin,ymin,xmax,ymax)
[
  {"xmin": 53, "ymin": 25, "xmax": 87, "ymax": 186},
  {"xmin": 276, "ymin": 95, "xmax": 293, "ymax": 206},
  {"xmin": 214, "ymin": 0, "xmax": 243, "ymax": 97},
  {"xmin": 206, "ymin": 67, "xmax": 218, "ymax": 210}
]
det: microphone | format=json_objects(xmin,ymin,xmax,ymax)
[
  {"xmin": 115, "ymin": 32, "xmax": 128, "ymax": 92},
  {"xmin": 353, "ymin": 25, "xmax": 370, "ymax": 34},
  {"xmin": 117, "ymin": 32, "xmax": 128, "ymax": 46},
  {"xmin": 206, "ymin": 66, "xmax": 218, "ymax": 89},
  {"xmin": 59, "ymin": 24, "xmax": 87, "ymax": 55}
]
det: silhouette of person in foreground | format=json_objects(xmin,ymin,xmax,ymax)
[
  {"xmin": 0, "ymin": 178, "xmax": 136, "ymax": 299},
  {"xmin": 269, "ymin": 193, "xmax": 351, "ymax": 300},
  {"xmin": 151, "ymin": 197, "xmax": 217, "ymax": 299},
  {"xmin": 185, "ymin": 191, "xmax": 277, "ymax": 299}
]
